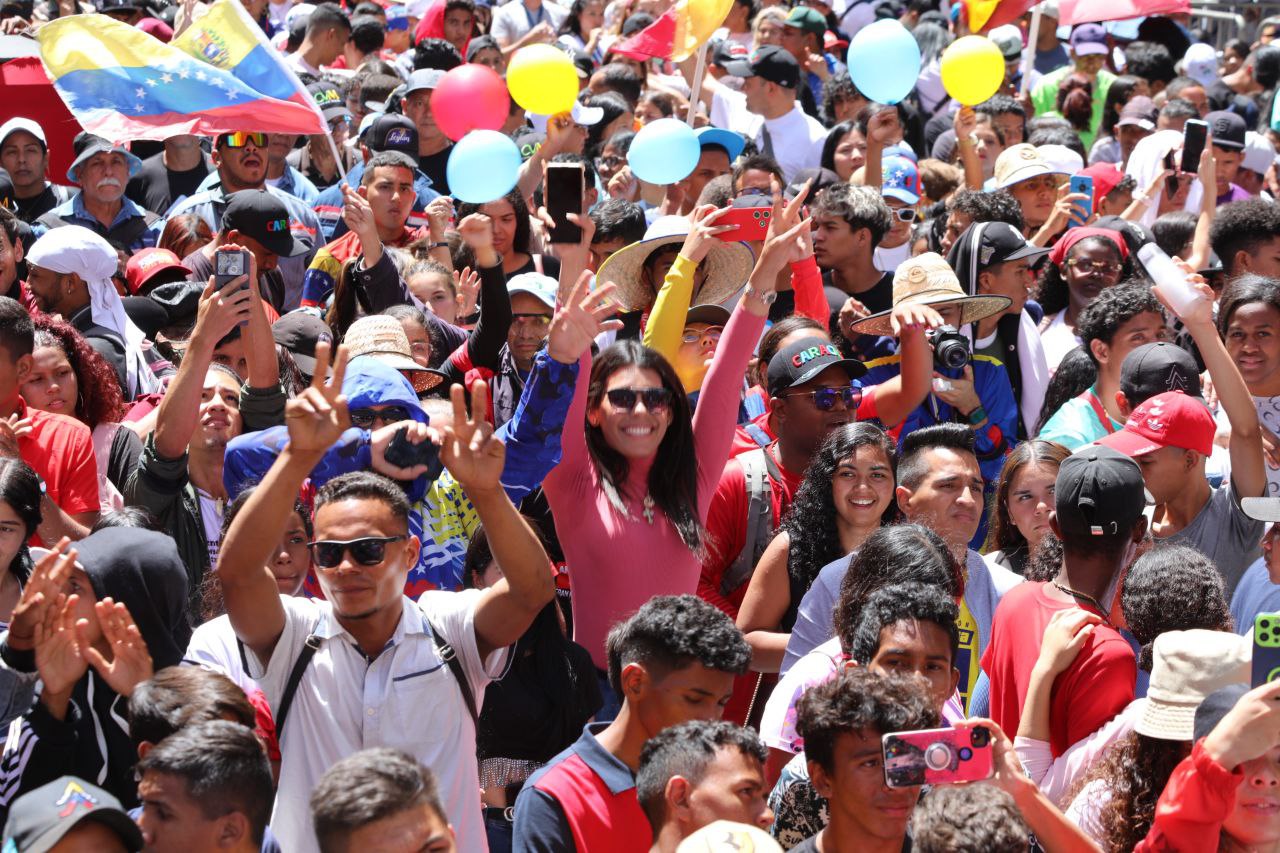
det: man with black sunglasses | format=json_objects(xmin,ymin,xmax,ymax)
[{"xmin": 217, "ymin": 342, "xmax": 555, "ymax": 853}]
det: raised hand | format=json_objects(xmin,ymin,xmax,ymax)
[
  {"xmin": 192, "ymin": 270, "xmax": 253, "ymax": 348},
  {"xmin": 953, "ymin": 105, "xmax": 977, "ymax": 139},
  {"xmin": 440, "ymin": 381, "xmax": 505, "ymax": 496},
  {"xmin": 453, "ymin": 267, "xmax": 481, "ymax": 318},
  {"xmin": 679, "ymin": 206, "xmax": 736, "ymax": 264},
  {"xmin": 284, "ymin": 342, "xmax": 351, "ymax": 456},
  {"xmin": 342, "ymin": 184, "xmax": 378, "ymax": 241},
  {"xmin": 8, "ymin": 540, "xmax": 77, "ymax": 652},
  {"xmin": 888, "ymin": 302, "xmax": 944, "ymax": 337},
  {"xmin": 1034, "ymin": 607, "xmax": 1100, "ymax": 678},
  {"xmin": 34, "ymin": 593, "xmax": 88, "ymax": 698},
  {"xmin": 1151, "ymin": 257, "xmax": 1216, "ymax": 328},
  {"xmin": 547, "ymin": 272, "xmax": 624, "ymax": 364},
  {"xmin": 457, "ymin": 213, "xmax": 500, "ymax": 268},
  {"xmin": 753, "ymin": 179, "xmax": 813, "ymax": 281},
  {"xmin": 866, "ymin": 107, "xmax": 901, "ymax": 146},
  {"xmin": 425, "ymin": 195, "xmax": 455, "ymax": 237},
  {"xmin": 76, "ymin": 598, "xmax": 153, "ymax": 698},
  {"xmin": 0, "ymin": 413, "xmax": 31, "ymax": 459},
  {"xmin": 607, "ymin": 166, "xmax": 640, "ymax": 202}
]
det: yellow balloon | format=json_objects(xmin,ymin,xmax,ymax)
[
  {"xmin": 507, "ymin": 44, "xmax": 579, "ymax": 115},
  {"xmin": 940, "ymin": 35, "xmax": 1007, "ymax": 106}
]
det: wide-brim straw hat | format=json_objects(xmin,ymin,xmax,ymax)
[
  {"xmin": 596, "ymin": 215, "xmax": 755, "ymax": 313},
  {"xmin": 1134, "ymin": 629, "xmax": 1251, "ymax": 742},
  {"xmin": 848, "ymin": 252, "xmax": 1010, "ymax": 337},
  {"xmin": 345, "ymin": 315, "xmax": 446, "ymax": 394}
]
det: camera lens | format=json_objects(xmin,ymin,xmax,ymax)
[
  {"xmin": 959, "ymin": 747, "xmax": 972, "ymax": 760},
  {"xmin": 924, "ymin": 743, "xmax": 952, "ymax": 771},
  {"xmin": 971, "ymin": 726, "xmax": 991, "ymax": 748}
]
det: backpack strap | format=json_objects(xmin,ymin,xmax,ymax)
[
  {"xmin": 720, "ymin": 448, "xmax": 780, "ymax": 598},
  {"xmin": 273, "ymin": 634, "xmax": 321, "ymax": 737},
  {"xmin": 743, "ymin": 421, "xmax": 772, "ymax": 448},
  {"xmin": 426, "ymin": 615, "xmax": 479, "ymax": 726}
]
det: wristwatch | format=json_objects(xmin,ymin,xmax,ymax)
[
  {"xmin": 745, "ymin": 283, "xmax": 777, "ymax": 306},
  {"xmin": 967, "ymin": 405, "xmax": 988, "ymax": 426}
]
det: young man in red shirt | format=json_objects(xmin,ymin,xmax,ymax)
[{"xmin": 983, "ymin": 445, "xmax": 1146, "ymax": 756}]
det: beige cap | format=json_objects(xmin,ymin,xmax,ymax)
[
  {"xmin": 848, "ymin": 252, "xmax": 1009, "ymax": 337},
  {"xmin": 676, "ymin": 821, "xmax": 782, "ymax": 853},
  {"xmin": 994, "ymin": 143, "xmax": 1065, "ymax": 189},
  {"xmin": 1135, "ymin": 629, "xmax": 1251, "ymax": 742}
]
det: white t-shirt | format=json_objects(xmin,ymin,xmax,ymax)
[
  {"xmin": 184, "ymin": 613, "xmax": 256, "ymax": 693},
  {"xmin": 1039, "ymin": 308, "xmax": 1081, "ymax": 373},
  {"xmin": 491, "ymin": 0, "xmax": 566, "ymax": 46},
  {"xmin": 710, "ymin": 89, "xmax": 825, "ymax": 182},
  {"xmin": 195, "ymin": 488, "xmax": 223, "ymax": 572},
  {"xmin": 245, "ymin": 590, "xmax": 510, "ymax": 852},
  {"xmin": 874, "ymin": 241, "xmax": 912, "ymax": 274}
]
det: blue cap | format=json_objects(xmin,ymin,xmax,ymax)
[
  {"xmin": 881, "ymin": 154, "xmax": 921, "ymax": 205},
  {"xmin": 695, "ymin": 127, "xmax": 745, "ymax": 161},
  {"xmin": 385, "ymin": 5, "xmax": 409, "ymax": 29}
]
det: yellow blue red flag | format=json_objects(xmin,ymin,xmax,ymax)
[
  {"xmin": 612, "ymin": 0, "xmax": 734, "ymax": 62},
  {"xmin": 37, "ymin": 4, "xmax": 325, "ymax": 142}
]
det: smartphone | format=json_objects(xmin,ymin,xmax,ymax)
[
  {"xmin": 1068, "ymin": 175, "xmax": 1093, "ymax": 227},
  {"xmin": 1181, "ymin": 119, "xmax": 1209, "ymax": 174},
  {"xmin": 1253, "ymin": 613, "xmax": 1280, "ymax": 688},
  {"xmin": 714, "ymin": 200, "xmax": 772, "ymax": 242},
  {"xmin": 545, "ymin": 162, "xmax": 584, "ymax": 244},
  {"xmin": 883, "ymin": 726, "xmax": 994, "ymax": 788},
  {"xmin": 214, "ymin": 248, "xmax": 250, "ymax": 290},
  {"xmin": 1163, "ymin": 152, "xmax": 1180, "ymax": 199},
  {"xmin": 383, "ymin": 425, "xmax": 443, "ymax": 480}
]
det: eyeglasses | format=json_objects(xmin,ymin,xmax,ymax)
[
  {"xmin": 309, "ymin": 535, "xmax": 407, "ymax": 568},
  {"xmin": 782, "ymin": 384, "xmax": 863, "ymax": 412},
  {"xmin": 218, "ymin": 132, "xmax": 268, "ymax": 149},
  {"xmin": 681, "ymin": 326, "xmax": 723, "ymax": 344},
  {"xmin": 893, "ymin": 208, "xmax": 918, "ymax": 223},
  {"xmin": 595, "ymin": 155, "xmax": 624, "ymax": 171},
  {"xmin": 1065, "ymin": 259, "xmax": 1123, "ymax": 276},
  {"xmin": 349, "ymin": 405, "xmax": 412, "ymax": 429},
  {"xmin": 512, "ymin": 313, "xmax": 552, "ymax": 330},
  {"xmin": 605, "ymin": 387, "xmax": 674, "ymax": 411}
]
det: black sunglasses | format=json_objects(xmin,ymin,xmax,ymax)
[
  {"xmin": 349, "ymin": 406, "xmax": 412, "ymax": 429},
  {"xmin": 605, "ymin": 387, "xmax": 674, "ymax": 412},
  {"xmin": 308, "ymin": 535, "xmax": 407, "ymax": 569},
  {"xmin": 783, "ymin": 384, "xmax": 862, "ymax": 412}
]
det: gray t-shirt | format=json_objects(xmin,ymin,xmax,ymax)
[
  {"xmin": 1162, "ymin": 482, "xmax": 1263, "ymax": 598},
  {"xmin": 781, "ymin": 548, "xmax": 1021, "ymax": 676}
]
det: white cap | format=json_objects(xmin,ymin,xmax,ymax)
[
  {"xmin": 1183, "ymin": 42, "xmax": 1218, "ymax": 89},
  {"xmin": 0, "ymin": 117, "xmax": 45, "ymax": 149},
  {"xmin": 285, "ymin": 2, "xmax": 315, "ymax": 28},
  {"xmin": 571, "ymin": 100, "xmax": 604, "ymax": 127},
  {"xmin": 1243, "ymin": 131, "xmax": 1278, "ymax": 175},
  {"xmin": 507, "ymin": 272, "xmax": 558, "ymax": 310},
  {"xmin": 1038, "ymin": 143, "xmax": 1083, "ymax": 176}
]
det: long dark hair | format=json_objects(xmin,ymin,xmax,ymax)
[
  {"xmin": 558, "ymin": 0, "xmax": 598, "ymax": 38},
  {"xmin": 1099, "ymin": 75, "xmax": 1144, "ymax": 138},
  {"xmin": 1068, "ymin": 732, "xmax": 1190, "ymax": 853},
  {"xmin": 1035, "ymin": 346, "xmax": 1097, "ymax": 433},
  {"xmin": 585, "ymin": 340, "xmax": 704, "ymax": 556},
  {"xmin": 325, "ymin": 258, "xmax": 365, "ymax": 344},
  {"xmin": 986, "ymin": 439, "xmax": 1071, "ymax": 555},
  {"xmin": 32, "ymin": 318, "xmax": 126, "ymax": 429},
  {"xmin": 1035, "ymin": 236, "xmax": 1131, "ymax": 316},
  {"xmin": 1057, "ymin": 73, "xmax": 1093, "ymax": 132},
  {"xmin": 0, "ymin": 459, "xmax": 40, "ymax": 584},
  {"xmin": 458, "ymin": 189, "xmax": 532, "ymax": 257},
  {"xmin": 780, "ymin": 423, "xmax": 898, "ymax": 597},
  {"xmin": 584, "ymin": 92, "xmax": 631, "ymax": 160},
  {"xmin": 820, "ymin": 120, "xmax": 856, "ymax": 174}
]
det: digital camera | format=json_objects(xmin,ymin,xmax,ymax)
[{"xmin": 926, "ymin": 324, "xmax": 971, "ymax": 371}]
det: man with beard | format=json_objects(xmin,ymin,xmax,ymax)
[
  {"xmin": 36, "ymin": 135, "xmax": 157, "ymax": 255},
  {"xmin": 0, "ymin": 118, "xmax": 73, "ymax": 225}
]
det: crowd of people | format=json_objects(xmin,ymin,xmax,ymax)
[{"xmin": 1, "ymin": 0, "xmax": 1280, "ymax": 850}]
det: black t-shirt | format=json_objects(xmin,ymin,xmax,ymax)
[
  {"xmin": 508, "ymin": 253, "xmax": 561, "ymax": 279},
  {"xmin": 823, "ymin": 269, "xmax": 894, "ymax": 314},
  {"xmin": 418, "ymin": 146, "xmax": 452, "ymax": 195},
  {"xmin": 14, "ymin": 183, "xmax": 68, "ymax": 225},
  {"xmin": 126, "ymin": 152, "xmax": 212, "ymax": 215}
]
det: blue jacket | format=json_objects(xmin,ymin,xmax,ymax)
[{"xmin": 311, "ymin": 161, "xmax": 441, "ymax": 243}]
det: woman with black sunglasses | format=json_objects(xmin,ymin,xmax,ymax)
[{"xmin": 543, "ymin": 189, "xmax": 811, "ymax": 718}]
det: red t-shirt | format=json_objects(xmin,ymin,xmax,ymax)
[
  {"xmin": 16, "ymin": 399, "xmax": 99, "ymax": 539},
  {"xmin": 981, "ymin": 581, "xmax": 1136, "ymax": 756}
]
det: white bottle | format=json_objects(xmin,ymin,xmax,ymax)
[{"xmin": 1137, "ymin": 243, "xmax": 1204, "ymax": 317}]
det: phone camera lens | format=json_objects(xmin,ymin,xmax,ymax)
[
  {"xmin": 924, "ymin": 743, "xmax": 952, "ymax": 771},
  {"xmin": 959, "ymin": 747, "xmax": 972, "ymax": 760},
  {"xmin": 971, "ymin": 726, "xmax": 991, "ymax": 748}
]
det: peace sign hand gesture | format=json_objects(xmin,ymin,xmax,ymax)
[
  {"xmin": 284, "ymin": 342, "xmax": 351, "ymax": 457},
  {"xmin": 440, "ymin": 381, "xmax": 505, "ymax": 497}
]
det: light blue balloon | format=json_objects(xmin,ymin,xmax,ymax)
[
  {"xmin": 846, "ymin": 19, "xmax": 921, "ymax": 105},
  {"xmin": 447, "ymin": 130, "xmax": 522, "ymax": 203},
  {"xmin": 627, "ymin": 118, "xmax": 701, "ymax": 186}
]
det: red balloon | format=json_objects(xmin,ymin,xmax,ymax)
[{"xmin": 431, "ymin": 64, "xmax": 511, "ymax": 142}]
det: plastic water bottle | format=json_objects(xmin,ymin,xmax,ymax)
[{"xmin": 1137, "ymin": 243, "xmax": 1204, "ymax": 317}]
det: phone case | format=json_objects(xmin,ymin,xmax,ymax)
[
  {"xmin": 1253, "ymin": 613, "xmax": 1280, "ymax": 687},
  {"xmin": 883, "ymin": 726, "xmax": 994, "ymax": 788},
  {"xmin": 1068, "ymin": 176, "xmax": 1093, "ymax": 226},
  {"xmin": 715, "ymin": 206, "xmax": 771, "ymax": 242}
]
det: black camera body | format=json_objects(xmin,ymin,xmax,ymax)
[{"xmin": 927, "ymin": 324, "xmax": 972, "ymax": 371}]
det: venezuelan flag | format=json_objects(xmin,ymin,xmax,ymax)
[
  {"xmin": 612, "ymin": 0, "xmax": 734, "ymax": 62},
  {"xmin": 37, "ymin": 11, "xmax": 325, "ymax": 143}
]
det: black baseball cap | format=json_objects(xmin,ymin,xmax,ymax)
[
  {"xmin": 1207, "ymin": 110, "xmax": 1247, "ymax": 150},
  {"xmin": 1119, "ymin": 341, "xmax": 1202, "ymax": 406},
  {"xmin": 1054, "ymin": 445, "xmax": 1148, "ymax": 539},
  {"xmin": 3, "ymin": 776, "xmax": 143, "ymax": 852},
  {"xmin": 363, "ymin": 113, "xmax": 418, "ymax": 156},
  {"xmin": 947, "ymin": 221, "xmax": 1050, "ymax": 295},
  {"xmin": 308, "ymin": 80, "xmax": 350, "ymax": 124},
  {"xmin": 711, "ymin": 38, "xmax": 749, "ymax": 68},
  {"xmin": 221, "ymin": 189, "xmax": 308, "ymax": 258},
  {"xmin": 1193, "ymin": 683, "xmax": 1250, "ymax": 742},
  {"xmin": 767, "ymin": 336, "xmax": 866, "ymax": 397},
  {"xmin": 722, "ymin": 45, "xmax": 801, "ymax": 90},
  {"xmin": 273, "ymin": 310, "xmax": 333, "ymax": 377}
]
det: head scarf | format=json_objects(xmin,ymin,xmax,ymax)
[
  {"xmin": 1047, "ymin": 226, "xmax": 1130, "ymax": 267},
  {"xmin": 74, "ymin": 527, "xmax": 191, "ymax": 670},
  {"xmin": 26, "ymin": 226, "xmax": 159, "ymax": 399}
]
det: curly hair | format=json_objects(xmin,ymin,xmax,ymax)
[
  {"xmin": 1209, "ymin": 199, "xmax": 1280, "ymax": 276},
  {"xmin": 821, "ymin": 74, "xmax": 864, "ymax": 126},
  {"xmin": 605, "ymin": 594, "xmax": 750, "ymax": 693},
  {"xmin": 1067, "ymin": 732, "xmax": 1190, "ymax": 853},
  {"xmin": 849, "ymin": 582, "xmax": 959, "ymax": 666},
  {"xmin": 780, "ymin": 422, "xmax": 898, "ymax": 597},
  {"xmin": 1024, "ymin": 530, "xmax": 1064, "ymax": 582},
  {"xmin": 1035, "ymin": 236, "xmax": 1132, "ymax": 318},
  {"xmin": 911, "ymin": 783, "xmax": 1030, "ymax": 852},
  {"xmin": 986, "ymin": 439, "xmax": 1071, "ymax": 557},
  {"xmin": 31, "ymin": 317, "xmax": 125, "ymax": 429},
  {"xmin": 1120, "ymin": 544, "xmax": 1231, "ymax": 671},
  {"xmin": 833, "ymin": 523, "xmax": 963, "ymax": 654},
  {"xmin": 1073, "ymin": 279, "xmax": 1166, "ymax": 368},
  {"xmin": 636, "ymin": 720, "xmax": 766, "ymax": 831},
  {"xmin": 946, "ymin": 189, "xmax": 1025, "ymax": 232},
  {"xmin": 796, "ymin": 668, "xmax": 939, "ymax": 773}
]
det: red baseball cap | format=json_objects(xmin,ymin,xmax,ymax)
[
  {"xmin": 126, "ymin": 248, "xmax": 191, "ymax": 295},
  {"xmin": 1097, "ymin": 391, "xmax": 1215, "ymax": 457}
]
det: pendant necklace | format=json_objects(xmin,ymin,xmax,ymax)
[{"xmin": 1052, "ymin": 581, "xmax": 1111, "ymax": 621}]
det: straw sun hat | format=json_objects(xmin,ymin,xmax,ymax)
[
  {"xmin": 1134, "ymin": 629, "xmax": 1250, "ymax": 742},
  {"xmin": 848, "ymin": 253, "xmax": 1010, "ymax": 338},
  {"xmin": 344, "ymin": 315, "xmax": 446, "ymax": 394},
  {"xmin": 595, "ymin": 215, "xmax": 755, "ymax": 313}
]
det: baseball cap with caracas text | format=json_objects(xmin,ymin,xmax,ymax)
[
  {"xmin": 1097, "ymin": 390, "xmax": 1215, "ymax": 457},
  {"xmin": 1055, "ymin": 445, "xmax": 1148, "ymax": 539},
  {"xmin": 221, "ymin": 189, "xmax": 309, "ymax": 258},
  {"xmin": 767, "ymin": 337, "xmax": 866, "ymax": 397}
]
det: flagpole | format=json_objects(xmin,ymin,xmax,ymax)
[
  {"xmin": 1021, "ymin": 4, "xmax": 1042, "ymax": 98},
  {"xmin": 686, "ymin": 41, "xmax": 709, "ymax": 127}
]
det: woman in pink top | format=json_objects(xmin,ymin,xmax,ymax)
[{"xmin": 545, "ymin": 187, "xmax": 814, "ymax": 672}]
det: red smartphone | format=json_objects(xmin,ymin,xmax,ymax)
[
  {"xmin": 714, "ymin": 204, "xmax": 771, "ymax": 242},
  {"xmin": 882, "ymin": 726, "xmax": 994, "ymax": 788}
]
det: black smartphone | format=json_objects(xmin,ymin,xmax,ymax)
[
  {"xmin": 214, "ymin": 248, "xmax": 250, "ymax": 290},
  {"xmin": 1163, "ymin": 152, "xmax": 1179, "ymax": 199},
  {"xmin": 384, "ymin": 426, "xmax": 443, "ymax": 480},
  {"xmin": 545, "ymin": 162, "xmax": 584, "ymax": 244},
  {"xmin": 1181, "ymin": 119, "xmax": 1208, "ymax": 174}
]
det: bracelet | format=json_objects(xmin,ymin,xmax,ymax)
[
  {"xmin": 967, "ymin": 405, "xmax": 987, "ymax": 426},
  {"xmin": 429, "ymin": 241, "xmax": 449, "ymax": 249}
]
